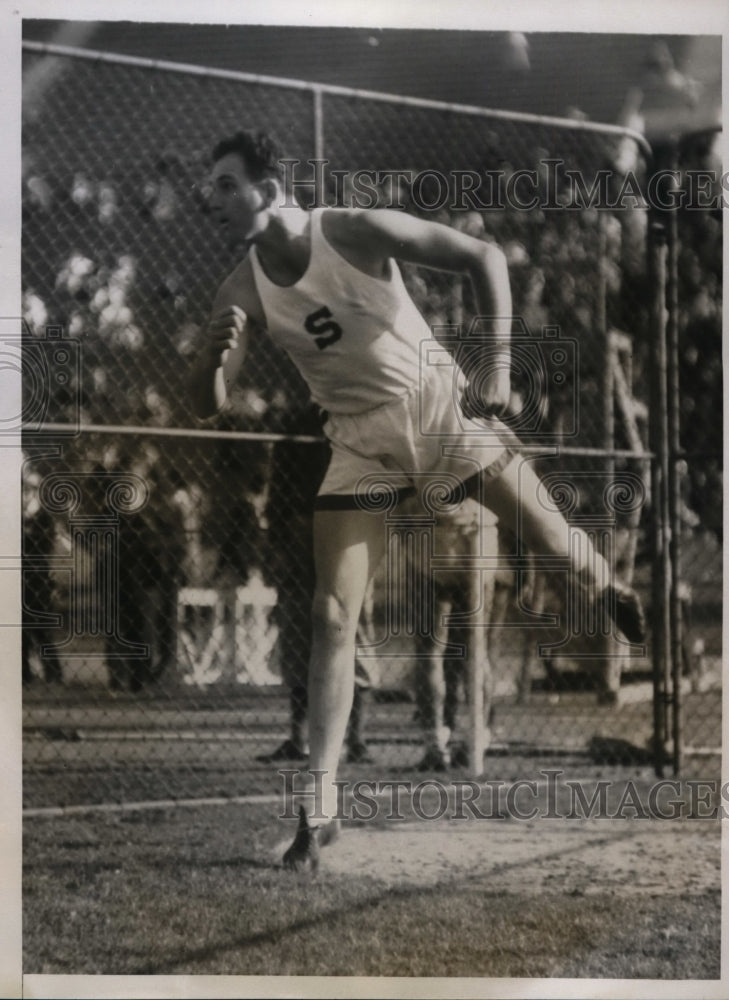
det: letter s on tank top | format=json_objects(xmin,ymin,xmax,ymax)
[{"xmin": 249, "ymin": 208, "xmax": 433, "ymax": 415}]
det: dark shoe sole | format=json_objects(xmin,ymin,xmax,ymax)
[
  {"xmin": 256, "ymin": 739, "xmax": 308, "ymax": 763},
  {"xmin": 604, "ymin": 585, "xmax": 646, "ymax": 644}
]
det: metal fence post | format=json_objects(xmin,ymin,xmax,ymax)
[
  {"xmin": 664, "ymin": 143, "xmax": 683, "ymax": 776},
  {"xmin": 313, "ymin": 87, "xmax": 324, "ymax": 206},
  {"xmin": 647, "ymin": 215, "xmax": 671, "ymax": 777},
  {"xmin": 597, "ymin": 211, "xmax": 615, "ymax": 477}
]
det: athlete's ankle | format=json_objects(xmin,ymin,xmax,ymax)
[{"xmin": 291, "ymin": 769, "xmax": 340, "ymax": 827}]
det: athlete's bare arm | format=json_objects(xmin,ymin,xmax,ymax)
[
  {"xmin": 324, "ymin": 208, "xmax": 513, "ymax": 412},
  {"xmin": 188, "ymin": 258, "xmax": 264, "ymax": 419}
]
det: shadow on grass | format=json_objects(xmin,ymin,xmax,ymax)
[
  {"xmin": 132, "ymin": 880, "xmax": 434, "ymax": 974},
  {"xmin": 150, "ymin": 853, "xmax": 274, "ymax": 872},
  {"xmin": 134, "ymin": 825, "xmax": 646, "ymax": 975}
]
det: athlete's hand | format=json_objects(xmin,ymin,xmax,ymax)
[
  {"xmin": 460, "ymin": 357, "xmax": 511, "ymax": 420},
  {"xmin": 203, "ymin": 305, "xmax": 246, "ymax": 366}
]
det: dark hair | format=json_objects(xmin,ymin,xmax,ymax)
[{"xmin": 211, "ymin": 130, "xmax": 286, "ymax": 185}]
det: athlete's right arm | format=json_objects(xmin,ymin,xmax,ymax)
[{"xmin": 188, "ymin": 297, "xmax": 250, "ymax": 419}]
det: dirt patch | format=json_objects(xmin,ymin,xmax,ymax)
[{"xmin": 321, "ymin": 817, "xmax": 720, "ymax": 898}]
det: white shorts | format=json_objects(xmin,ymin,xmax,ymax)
[{"xmin": 315, "ymin": 364, "xmax": 519, "ymax": 512}]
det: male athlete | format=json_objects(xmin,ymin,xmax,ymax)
[{"xmin": 189, "ymin": 130, "xmax": 645, "ymax": 868}]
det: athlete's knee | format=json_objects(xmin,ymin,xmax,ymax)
[
  {"xmin": 569, "ymin": 528, "xmax": 612, "ymax": 592},
  {"xmin": 425, "ymin": 661, "xmax": 446, "ymax": 701},
  {"xmin": 311, "ymin": 591, "xmax": 360, "ymax": 646},
  {"xmin": 413, "ymin": 625, "xmax": 447, "ymax": 657},
  {"xmin": 515, "ymin": 502, "xmax": 567, "ymax": 559},
  {"xmin": 537, "ymin": 514, "xmax": 570, "ymax": 559}
]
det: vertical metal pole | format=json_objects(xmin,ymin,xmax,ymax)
[
  {"xmin": 647, "ymin": 217, "xmax": 670, "ymax": 777},
  {"xmin": 665, "ymin": 147, "xmax": 683, "ymax": 776},
  {"xmin": 597, "ymin": 211, "xmax": 619, "ymax": 696},
  {"xmin": 598, "ymin": 212, "xmax": 615, "ymax": 477},
  {"xmin": 467, "ymin": 535, "xmax": 486, "ymax": 776},
  {"xmin": 313, "ymin": 87, "xmax": 324, "ymax": 207}
]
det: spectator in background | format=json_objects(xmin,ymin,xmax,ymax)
[
  {"xmin": 106, "ymin": 444, "xmax": 186, "ymax": 692},
  {"xmin": 405, "ymin": 495, "xmax": 499, "ymax": 770},
  {"xmin": 206, "ymin": 428, "xmax": 268, "ymax": 590},
  {"xmin": 22, "ymin": 469, "xmax": 63, "ymax": 685}
]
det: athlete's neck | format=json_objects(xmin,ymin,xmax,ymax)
[{"xmin": 254, "ymin": 206, "xmax": 312, "ymax": 286}]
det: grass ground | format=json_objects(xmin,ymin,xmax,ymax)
[
  {"xmin": 24, "ymin": 784, "xmax": 721, "ymax": 980},
  {"xmin": 23, "ymin": 680, "xmax": 722, "ymax": 989}
]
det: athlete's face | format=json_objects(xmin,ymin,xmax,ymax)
[{"xmin": 208, "ymin": 153, "xmax": 268, "ymax": 249}]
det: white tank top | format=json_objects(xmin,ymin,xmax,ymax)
[{"xmin": 249, "ymin": 208, "xmax": 432, "ymax": 414}]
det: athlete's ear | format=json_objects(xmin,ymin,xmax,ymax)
[{"xmin": 257, "ymin": 177, "xmax": 279, "ymax": 210}]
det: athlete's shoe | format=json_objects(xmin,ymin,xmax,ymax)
[
  {"xmin": 256, "ymin": 739, "xmax": 308, "ymax": 763},
  {"xmin": 283, "ymin": 806, "xmax": 320, "ymax": 872},
  {"xmin": 282, "ymin": 807, "xmax": 340, "ymax": 872},
  {"xmin": 345, "ymin": 741, "xmax": 374, "ymax": 764},
  {"xmin": 602, "ymin": 583, "xmax": 646, "ymax": 644},
  {"xmin": 448, "ymin": 743, "xmax": 470, "ymax": 768},
  {"xmin": 354, "ymin": 659, "xmax": 373, "ymax": 689},
  {"xmin": 416, "ymin": 746, "xmax": 450, "ymax": 772}
]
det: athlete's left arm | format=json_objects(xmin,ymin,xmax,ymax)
[{"xmin": 356, "ymin": 209, "xmax": 512, "ymax": 413}]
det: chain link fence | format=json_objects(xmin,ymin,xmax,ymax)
[
  {"xmin": 664, "ymin": 127, "xmax": 723, "ymax": 773},
  {"xmin": 20, "ymin": 43, "xmax": 720, "ymax": 809}
]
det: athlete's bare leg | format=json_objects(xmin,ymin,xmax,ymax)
[
  {"xmin": 474, "ymin": 456, "xmax": 644, "ymax": 641},
  {"xmin": 286, "ymin": 507, "xmax": 387, "ymax": 842},
  {"xmin": 474, "ymin": 456, "xmax": 604, "ymax": 578}
]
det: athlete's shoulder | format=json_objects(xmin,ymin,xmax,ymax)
[
  {"xmin": 321, "ymin": 206, "xmax": 405, "ymax": 236},
  {"xmin": 321, "ymin": 207, "xmax": 418, "ymax": 258},
  {"xmin": 320, "ymin": 206, "xmax": 365, "ymax": 242},
  {"xmin": 214, "ymin": 254, "xmax": 265, "ymax": 328}
]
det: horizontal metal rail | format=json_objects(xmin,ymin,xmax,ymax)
[
  {"xmin": 29, "ymin": 422, "xmax": 324, "ymax": 445},
  {"xmin": 30, "ymin": 422, "xmax": 655, "ymax": 459},
  {"xmin": 22, "ymin": 39, "xmax": 653, "ymax": 163}
]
